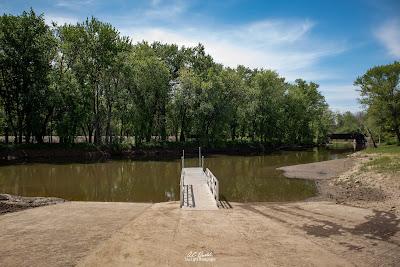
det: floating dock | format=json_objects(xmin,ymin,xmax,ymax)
[{"xmin": 180, "ymin": 149, "xmax": 219, "ymax": 210}]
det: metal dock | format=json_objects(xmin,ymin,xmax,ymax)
[{"xmin": 180, "ymin": 148, "xmax": 219, "ymax": 210}]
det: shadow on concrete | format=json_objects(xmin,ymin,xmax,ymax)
[
  {"xmin": 301, "ymin": 210, "xmax": 400, "ymax": 244},
  {"xmin": 238, "ymin": 203, "xmax": 400, "ymax": 250},
  {"xmin": 218, "ymin": 194, "xmax": 232, "ymax": 209}
]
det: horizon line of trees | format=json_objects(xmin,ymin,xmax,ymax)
[{"xmin": 1, "ymin": 9, "xmax": 397, "ymax": 147}]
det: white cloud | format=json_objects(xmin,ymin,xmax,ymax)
[
  {"xmin": 143, "ymin": 0, "xmax": 187, "ymax": 21},
  {"xmin": 320, "ymin": 84, "xmax": 359, "ymax": 101},
  {"xmin": 121, "ymin": 19, "xmax": 346, "ymax": 81},
  {"xmin": 330, "ymin": 105, "xmax": 361, "ymax": 113},
  {"xmin": 375, "ymin": 19, "xmax": 400, "ymax": 57},
  {"xmin": 319, "ymin": 84, "xmax": 361, "ymax": 112},
  {"xmin": 150, "ymin": 0, "xmax": 162, "ymax": 6},
  {"xmin": 55, "ymin": 0, "xmax": 94, "ymax": 9},
  {"xmin": 233, "ymin": 19, "xmax": 315, "ymax": 45}
]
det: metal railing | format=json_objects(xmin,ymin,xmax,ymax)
[
  {"xmin": 180, "ymin": 169, "xmax": 185, "ymax": 207},
  {"xmin": 181, "ymin": 150, "xmax": 185, "ymax": 168},
  {"xmin": 205, "ymin": 168, "xmax": 219, "ymax": 203},
  {"xmin": 180, "ymin": 147, "xmax": 219, "ymax": 208}
]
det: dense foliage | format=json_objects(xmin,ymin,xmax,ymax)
[
  {"xmin": 0, "ymin": 10, "xmax": 333, "ymax": 146},
  {"xmin": 332, "ymin": 111, "xmax": 364, "ymax": 134},
  {"xmin": 355, "ymin": 61, "xmax": 400, "ymax": 144}
]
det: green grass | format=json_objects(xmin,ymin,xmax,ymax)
[
  {"xmin": 360, "ymin": 144, "xmax": 400, "ymax": 173},
  {"xmin": 363, "ymin": 144, "xmax": 400, "ymax": 154},
  {"xmin": 361, "ymin": 155, "xmax": 400, "ymax": 173}
]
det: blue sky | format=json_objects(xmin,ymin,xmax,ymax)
[{"xmin": 1, "ymin": 0, "xmax": 399, "ymax": 112}]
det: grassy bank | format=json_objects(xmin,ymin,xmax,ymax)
[
  {"xmin": 361, "ymin": 145, "xmax": 400, "ymax": 173},
  {"xmin": 363, "ymin": 144, "xmax": 400, "ymax": 154}
]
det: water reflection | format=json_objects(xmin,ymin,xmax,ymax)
[{"xmin": 0, "ymin": 148, "xmax": 352, "ymax": 202}]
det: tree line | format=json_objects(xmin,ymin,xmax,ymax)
[{"xmin": 0, "ymin": 9, "xmax": 365, "ymax": 147}]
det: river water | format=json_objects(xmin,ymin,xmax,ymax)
[{"xmin": 0, "ymin": 147, "xmax": 353, "ymax": 203}]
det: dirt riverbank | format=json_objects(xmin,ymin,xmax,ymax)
[
  {"xmin": 279, "ymin": 153, "xmax": 400, "ymax": 215},
  {"xmin": 0, "ymin": 194, "xmax": 65, "ymax": 214}
]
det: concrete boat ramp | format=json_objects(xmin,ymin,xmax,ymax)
[{"xmin": 1, "ymin": 201, "xmax": 399, "ymax": 266}]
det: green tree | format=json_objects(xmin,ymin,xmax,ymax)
[
  {"xmin": 0, "ymin": 9, "xmax": 339, "ymax": 147},
  {"xmin": 127, "ymin": 42, "xmax": 170, "ymax": 144},
  {"xmin": 355, "ymin": 61, "xmax": 400, "ymax": 144},
  {"xmin": 251, "ymin": 70, "xmax": 286, "ymax": 143},
  {"xmin": 0, "ymin": 9, "xmax": 57, "ymax": 143},
  {"xmin": 334, "ymin": 111, "xmax": 363, "ymax": 133},
  {"xmin": 151, "ymin": 42, "xmax": 189, "ymax": 80},
  {"xmin": 169, "ymin": 67, "xmax": 199, "ymax": 142},
  {"xmin": 58, "ymin": 17, "xmax": 128, "ymax": 144},
  {"xmin": 285, "ymin": 80, "xmax": 329, "ymax": 144}
]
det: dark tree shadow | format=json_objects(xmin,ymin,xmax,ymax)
[
  {"xmin": 302, "ymin": 220, "xmax": 346, "ymax": 238},
  {"xmin": 352, "ymin": 211, "xmax": 400, "ymax": 241},
  {"xmin": 301, "ymin": 210, "xmax": 400, "ymax": 245}
]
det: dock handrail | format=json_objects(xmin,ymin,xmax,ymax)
[
  {"xmin": 180, "ymin": 169, "xmax": 185, "ymax": 207},
  {"xmin": 205, "ymin": 168, "xmax": 219, "ymax": 203}
]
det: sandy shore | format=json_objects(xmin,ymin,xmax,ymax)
[
  {"xmin": 277, "ymin": 158, "xmax": 355, "ymax": 180},
  {"xmin": 279, "ymin": 154, "xmax": 400, "ymax": 216},
  {"xmin": 0, "ymin": 201, "xmax": 399, "ymax": 266}
]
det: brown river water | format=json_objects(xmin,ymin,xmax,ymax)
[{"xmin": 0, "ymin": 147, "xmax": 353, "ymax": 203}]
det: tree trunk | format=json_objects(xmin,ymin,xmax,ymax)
[
  {"xmin": 179, "ymin": 114, "xmax": 186, "ymax": 142},
  {"xmin": 5, "ymin": 108, "xmax": 16, "ymax": 144},
  {"xmin": 231, "ymin": 124, "xmax": 236, "ymax": 141},
  {"xmin": 88, "ymin": 126, "xmax": 93, "ymax": 143},
  {"xmin": 146, "ymin": 132, "xmax": 151, "ymax": 143},
  {"xmin": 4, "ymin": 126, "xmax": 9, "ymax": 144},
  {"xmin": 160, "ymin": 102, "xmax": 167, "ymax": 142},
  {"xmin": 36, "ymin": 135, "xmax": 44, "ymax": 144},
  {"xmin": 366, "ymin": 128, "xmax": 377, "ymax": 148},
  {"xmin": 180, "ymin": 130, "xmax": 185, "ymax": 142},
  {"xmin": 106, "ymin": 104, "xmax": 112, "ymax": 144},
  {"xmin": 82, "ymin": 126, "xmax": 88, "ymax": 143},
  {"xmin": 395, "ymin": 128, "xmax": 400, "ymax": 145},
  {"xmin": 26, "ymin": 134, "xmax": 30, "ymax": 144},
  {"xmin": 179, "ymin": 107, "xmax": 187, "ymax": 142},
  {"xmin": 17, "ymin": 111, "xmax": 23, "ymax": 144},
  {"xmin": 120, "ymin": 119, "xmax": 123, "ymax": 143},
  {"xmin": 18, "ymin": 130, "xmax": 23, "ymax": 144}
]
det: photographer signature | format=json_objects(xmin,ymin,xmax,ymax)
[{"xmin": 185, "ymin": 250, "xmax": 216, "ymax": 262}]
